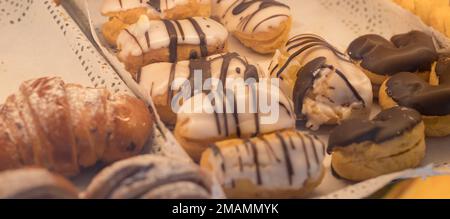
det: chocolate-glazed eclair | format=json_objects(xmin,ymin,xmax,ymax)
[
  {"xmin": 117, "ymin": 15, "xmax": 228, "ymax": 75},
  {"xmin": 379, "ymin": 55, "xmax": 450, "ymax": 137},
  {"xmin": 83, "ymin": 155, "xmax": 212, "ymax": 199},
  {"xmin": 138, "ymin": 53, "xmax": 264, "ymax": 125},
  {"xmin": 101, "ymin": 0, "xmax": 212, "ymax": 46},
  {"xmin": 200, "ymin": 129, "xmax": 326, "ymax": 199},
  {"xmin": 269, "ymin": 34, "xmax": 373, "ymax": 130},
  {"xmin": 211, "ymin": 0, "xmax": 292, "ymax": 54},
  {"xmin": 328, "ymin": 107, "xmax": 426, "ymax": 182},
  {"xmin": 347, "ymin": 31, "xmax": 439, "ymax": 95},
  {"xmin": 0, "ymin": 168, "xmax": 79, "ymax": 199}
]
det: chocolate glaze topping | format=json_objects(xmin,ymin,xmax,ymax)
[
  {"xmin": 386, "ymin": 71, "xmax": 450, "ymax": 116},
  {"xmin": 436, "ymin": 55, "xmax": 450, "ymax": 84},
  {"xmin": 347, "ymin": 31, "xmax": 438, "ymax": 75},
  {"xmin": 327, "ymin": 107, "xmax": 422, "ymax": 153}
]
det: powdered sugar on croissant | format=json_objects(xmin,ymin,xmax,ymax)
[{"xmin": 0, "ymin": 77, "xmax": 154, "ymax": 176}]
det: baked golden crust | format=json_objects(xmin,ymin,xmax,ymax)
[
  {"xmin": 331, "ymin": 122, "xmax": 426, "ymax": 181},
  {"xmin": 121, "ymin": 43, "xmax": 228, "ymax": 78}
]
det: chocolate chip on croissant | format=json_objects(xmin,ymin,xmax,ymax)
[{"xmin": 0, "ymin": 77, "xmax": 154, "ymax": 176}]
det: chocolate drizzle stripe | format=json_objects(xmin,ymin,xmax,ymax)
[
  {"xmin": 209, "ymin": 144, "xmax": 227, "ymax": 173},
  {"xmin": 162, "ymin": 20, "xmax": 178, "ymax": 62},
  {"xmin": 259, "ymin": 135, "xmax": 281, "ymax": 162},
  {"xmin": 275, "ymin": 132, "xmax": 294, "ymax": 185},
  {"xmin": 252, "ymin": 14, "xmax": 289, "ymax": 32},
  {"xmin": 167, "ymin": 63, "xmax": 176, "ymax": 105},
  {"xmin": 296, "ymin": 132, "xmax": 311, "ymax": 178},
  {"xmin": 233, "ymin": 95, "xmax": 241, "ymax": 138},
  {"xmin": 236, "ymin": 146, "xmax": 244, "ymax": 172},
  {"xmin": 305, "ymin": 134, "xmax": 319, "ymax": 166},
  {"xmin": 325, "ymin": 65, "xmax": 366, "ymax": 106},
  {"xmin": 187, "ymin": 18, "xmax": 208, "ymax": 57},
  {"xmin": 174, "ymin": 20, "xmax": 186, "ymax": 41},
  {"xmin": 248, "ymin": 140, "xmax": 262, "ymax": 185}
]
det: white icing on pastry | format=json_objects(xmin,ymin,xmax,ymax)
[
  {"xmin": 207, "ymin": 130, "xmax": 325, "ymax": 189},
  {"xmin": 269, "ymin": 34, "xmax": 373, "ymax": 130},
  {"xmin": 211, "ymin": 0, "xmax": 291, "ymax": 33},
  {"xmin": 138, "ymin": 53, "xmax": 264, "ymax": 104},
  {"xmin": 176, "ymin": 81, "xmax": 296, "ymax": 141},
  {"xmin": 116, "ymin": 16, "xmax": 228, "ymax": 60},
  {"xmin": 101, "ymin": 0, "xmax": 210, "ymax": 17}
]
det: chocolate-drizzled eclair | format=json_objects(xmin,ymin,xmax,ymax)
[
  {"xmin": 0, "ymin": 168, "xmax": 79, "ymax": 199},
  {"xmin": 328, "ymin": 107, "xmax": 426, "ymax": 182},
  {"xmin": 212, "ymin": 0, "xmax": 292, "ymax": 54},
  {"xmin": 269, "ymin": 34, "xmax": 373, "ymax": 130},
  {"xmin": 174, "ymin": 81, "xmax": 296, "ymax": 162},
  {"xmin": 117, "ymin": 15, "xmax": 228, "ymax": 76},
  {"xmin": 379, "ymin": 55, "xmax": 450, "ymax": 137},
  {"xmin": 138, "ymin": 52, "xmax": 264, "ymax": 125},
  {"xmin": 347, "ymin": 31, "xmax": 439, "ymax": 95},
  {"xmin": 200, "ymin": 129, "xmax": 326, "ymax": 198},
  {"xmin": 83, "ymin": 155, "xmax": 212, "ymax": 199},
  {"xmin": 101, "ymin": 0, "xmax": 212, "ymax": 45}
]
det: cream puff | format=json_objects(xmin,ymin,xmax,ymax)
[
  {"xmin": 200, "ymin": 129, "xmax": 326, "ymax": 199},
  {"xmin": 347, "ymin": 31, "xmax": 438, "ymax": 95},
  {"xmin": 211, "ymin": 0, "xmax": 292, "ymax": 54},
  {"xmin": 269, "ymin": 34, "xmax": 373, "ymax": 130},
  {"xmin": 379, "ymin": 55, "xmax": 450, "ymax": 137},
  {"xmin": 328, "ymin": 107, "xmax": 426, "ymax": 182}
]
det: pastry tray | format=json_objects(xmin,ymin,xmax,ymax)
[{"xmin": 78, "ymin": 0, "xmax": 450, "ymax": 199}]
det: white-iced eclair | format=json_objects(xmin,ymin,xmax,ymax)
[
  {"xmin": 200, "ymin": 129, "xmax": 326, "ymax": 198},
  {"xmin": 174, "ymin": 82, "xmax": 296, "ymax": 161},
  {"xmin": 211, "ymin": 0, "xmax": 292, "ymax": 54},
  {"xmin": 269, "ymin": 34, "xmax": 373, "ymax": 130},
  {"xmin": 138, "ymin": 52, "xmax": 265, "ymax": 125},
  {"xmin": 117, "ymin": 16, "xmax": 229, "ymax": 76},
  {"xmin": 101, "ymin": 0, "xmax": 212, "ymax": 45}
]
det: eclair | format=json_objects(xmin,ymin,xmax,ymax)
[
  {"xmin": 117, "ymin": 15, "xmax": 229, "ymax": 76},
  {"xmin": 101, "ymin": 0, "xmax": 212, "ymax": 45},
  {"xmin": 83, "ymin": 155, "xmax": 212, "ymax": 199},
  {"xmin": 328, "ymin": 107, "xmax": 426, "ymax": 182},
  {"xmin": 211, "ymin": 0, "xmax": 292, "ymax": 54},
  {"xmin": 379, "ymin": 55, "xmax": 450, "ymax": 137},
  {"xmin": 269, "ymin": 34, "xmax": 373, "ymax": 130},
  {"xmin": 200, "ymin": 129, "xmax": 326, "ymax": 199},
  {"xmin": 138, "ymin": 52, "xmax": 265, "ymax": 125},
  {"xmin": 174, "ymin": 81, "xmax": 296, "ymax": 161},
  {"xmin": 347, "ymin": 31, "xmax": 438, "ymax": 95}
]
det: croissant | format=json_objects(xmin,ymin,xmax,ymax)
[{"xmin": 0, "ymin": 77, "xmax": 154, "ymax": 176}]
